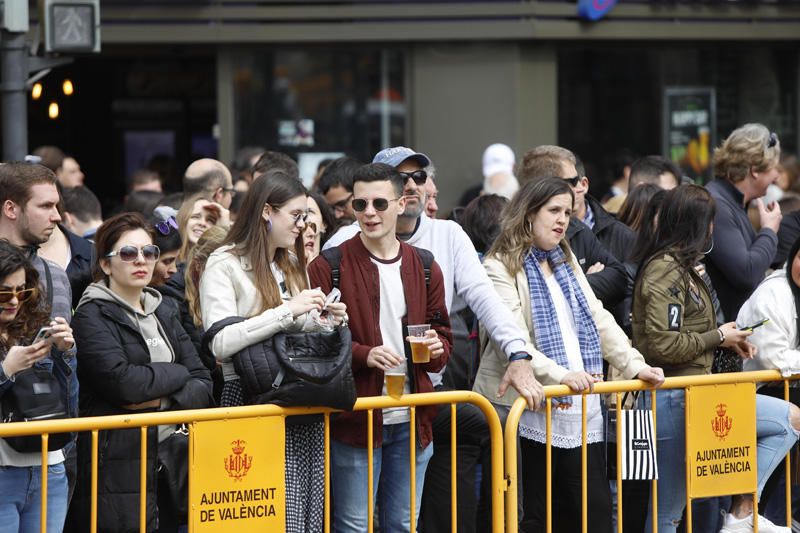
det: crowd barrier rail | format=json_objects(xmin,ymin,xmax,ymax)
[
  {"xmin": 504, "ymin": 369, "xmax": 799, "ymax": 533},
  {"xmin": 0, "ymin": 390, "xmax": 505, "ymax": 533}
]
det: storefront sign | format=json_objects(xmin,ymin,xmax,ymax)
[
  {"xmin": 190, "ymin": 417, "xmax": 286, "ymax": 532},
  {"xmin": 662, "ymin": 87, "xmax": 716, "ymax": 183},
  {"xmin": 577, "ymin": 0, "xmax": 618, "ymax": 21},
  {"xmin": 686, "ymin": 383, "xmax": 756, "ymax": 499}
]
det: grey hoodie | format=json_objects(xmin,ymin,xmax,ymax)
[{"xmin": 78, "ymin": 282, "xmax": 175, "ymax": 365}]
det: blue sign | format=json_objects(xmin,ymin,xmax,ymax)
[{"xmin": 577, "ymin": 0, "xmax": 618, "ymax": 21}]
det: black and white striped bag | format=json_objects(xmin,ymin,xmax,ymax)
[{"xmin": 606, "ymin": 394, "xmax": 659, "ymax": 480}]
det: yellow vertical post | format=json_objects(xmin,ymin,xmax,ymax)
[
  {"xmin": 785, "ymin": 379, "xmax": 792, "ymax": 528},
  {"xmin": 368, "ymin": 409, "xmax": 374, "ymax": 533},
  {"xmin": 651, "ymin": 389, "xmax": 658, "ymax": 533},
  {"xmin": 546, "ymin": 400, "xmax": 553, "ymax": 533},
  {"xmin": 140, "ymin": 427, "xmax": 148, "ymax": 533},
  {"xmin": 187, "ymin": 423, "xmax": 193, "ymax": 533},
  {"xmin": 753, "ymin": 492, "xmax": 759, "ymax": 533},
  {"xmin": 41, "ymin": 434, "xmax": 49, "ymax": 533},
  {"xmin": 410, "ymin": 406, "xmax": 417, "ymax": 533},
  {"xmin": 581, "ymin": 395, "xmax": 588, "ymax": 533},
  {"xmin": 451, "ymin": 403, "xmax": 457, "ymax": 533},
  {"xmin": 616, "ymin": 393, "xmax": 623, "ymax": 533},
  {"xmin": 685, "ymin": 390, "xmax": 692, "ymax": 533},
  {"xmin": 91, "ymin": 430, "xmax": 98, "ymax": 533},
  {"xmin": 324, "ymin": 413, "xmax": 331, "ymax": 533}
]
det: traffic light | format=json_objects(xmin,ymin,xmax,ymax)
[{"xmin": 42, "ymin": 0, "xmax": 100, "ymax": 53}]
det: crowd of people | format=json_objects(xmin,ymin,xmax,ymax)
[{"xmin": 0, "ymin": 124, "xmax": 799, "ymax": 533}]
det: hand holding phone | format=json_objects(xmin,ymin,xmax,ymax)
[
  {"xmin": 32, "ymin": 326, "xmax": 54, "ymax": 345},
  {"xmin": 738, "ymin": 318, "xmax": 770, "ymax": 332}
]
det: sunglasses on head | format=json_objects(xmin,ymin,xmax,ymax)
[
  {"xmin": 154, "ymin": 216, "xmax": 179, "ymax": 236},
  {"xmin": 0, "ymin": 287, "xmax": 36, "ymax": 304},
  {"xmin": 767, "ymin": 132, "xmax": 779, "ymax": 149},
  {"xmin": 399, "ymin": 170, "xmax": 428, "ymax": 185},
  {"xmin": 352, "ymin": 197, "xmax": 398, "ymax": 212},
  {"xmin": 106, "ymin": 244, "xmax": 161, "ymax": 262},
  {"xmin": 562, "ymin": 176, "xmax": 581, "ymax": 187}
]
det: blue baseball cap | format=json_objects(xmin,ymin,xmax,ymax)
[{"xmin": 372, "ymin": 146, "xmax": 431, "ymax": 168}]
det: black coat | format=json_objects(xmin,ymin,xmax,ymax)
[
  {"xmin": 585, "ymin": 195, "xmax": 635, "ymax": 263},
  {"xmin": 62, "ymin": 224, "xmax": 94, "ymax": 309},
  {"xmin": 566, "ymin": 218, "xmax": 630, "ymax": 308},
  {"xmin": 70, "ymin": 296, "xmax": 213, "ymax": 533},
  {"xmin": 774, "ymin": 210, "xmax": 800, "ymax": 269}
]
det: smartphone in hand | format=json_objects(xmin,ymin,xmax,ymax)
[
  {"xmin": 738, "ymin": 318, "xmax": 770, "ymax": 332},
  {"xmin": 32, "ymin": 326, "xmax": 54, "ymax": 345}
]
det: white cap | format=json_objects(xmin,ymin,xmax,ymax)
[{"xmin": 482, "ymin": 143, "xmax": 515, "ymax": 179}]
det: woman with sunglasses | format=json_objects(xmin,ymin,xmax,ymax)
[
  {"xmin": 200, "ymin": 170, "xmax": 347, "ymax": 532},
  {"xmin": 0, "ymin": 240, "xmax": 74, "ymax": 533},
  {"xmin": 70, "ymin": 213, "xmax": 213, "ymax": 533},
  {"xmin": 304, "ymin": 191, "xmax": 336, "ymax": 262}
]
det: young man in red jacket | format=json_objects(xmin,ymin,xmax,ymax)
[{"xmin": 308, "ymin": 162, "xmax": 452, "ymax": 533}]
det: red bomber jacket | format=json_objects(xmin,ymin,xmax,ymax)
[{"xmin": 308, "ymin": 234, "xmax": 452, "ymax": 449}]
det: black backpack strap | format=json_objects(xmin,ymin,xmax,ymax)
[
  {"xmin": 320, "ymin": 247, "xmax": 343, "ymax": 290},
  {"xmin": 413, "ymin": 247, "xmax": 435, "ymax": 287},
  {"xmin": 201, "ymin": 316, "xmax": 246, "ymax": 357}
]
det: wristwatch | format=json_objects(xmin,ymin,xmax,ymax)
[{"xmin": 509, "ymin": 351, "xmax": 533, "ymax": 362}]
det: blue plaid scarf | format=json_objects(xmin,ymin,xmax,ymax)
[{"xmin": 523, "ymin": 245, "xmax": 603, "ymax": 380}]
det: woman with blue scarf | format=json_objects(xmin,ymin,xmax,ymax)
[{"xmin": 472, "ymin": 178, "xmax": 665, "ymax": 532}]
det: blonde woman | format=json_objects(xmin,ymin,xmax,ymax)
[{"xmin": 706, "ymin": 124, "xmax": 783, "ymax": 321}]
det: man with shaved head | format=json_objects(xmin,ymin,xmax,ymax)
[{"xmin": 182, "ymin": 158, "xmax": 234, "ymax": 209}]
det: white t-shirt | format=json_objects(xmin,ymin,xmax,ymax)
[{"xmin": 371, "ymin": 254, "xmax": 410, "ymax": 425}]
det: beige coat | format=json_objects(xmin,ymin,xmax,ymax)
[{"xmin": 472, "ymin": 252, "xmax": 649, "ymax": 407}]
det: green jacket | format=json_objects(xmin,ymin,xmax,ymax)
[{"xmin": 632, "ymin": 253, "xmax": 720, "ymax": 377}]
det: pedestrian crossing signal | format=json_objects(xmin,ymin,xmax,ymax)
[{"xmin": 43, "ymin": 0, "xmax": 100, "ymax": 54}]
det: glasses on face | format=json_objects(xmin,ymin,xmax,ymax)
[
  {"xmin": 0, "ymin": 287, "xmax": 36, "ymax": 304},
  {"xmin": 352, "ymin": 197, "xmax": 399, "ymax": 212},
  {"xmin": 154, "ymin": 216, "xmax": 179, "ymax": 236},
  {"xmin": 399, "ymin": 170, "xmax": 428, "ymax": 185},
  {"xmin": 106, "ymin": 244, "xmax": 161, "ymax": 262},
  {"xmin": 304, "ymin": 221, "xmax": 319, "ymax": 236},
  {"xmin": 562, "ymin": 176, "xmax": 581, "ymax": 187},
  {"xmin": 331, "ymin": 194, "xmax": 352, "ymax": 213},
  {"xmin": 274, "ymin": 207, "xmax": 309, "ymax": 225},
  {"xmin": 767, "ymin": 132, "xmax": 779, "ymax": 149}
]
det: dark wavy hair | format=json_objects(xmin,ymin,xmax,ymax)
[
  {"xmin": 93, "ymin": 212, "xmax": 155, "ymax": 283},
  {"xmin": 631, "ymin": 185, "xmax": 715, "ymax": 271},
  {"xmin": 0, "ymin": 240, "xmax": 51, "ymax": 350}
]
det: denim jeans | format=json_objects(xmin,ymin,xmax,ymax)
[
  {"xmin": 645, "ymin": 390, "xmax": 800, "ymax": 533},
  {"xmin": 0, "ymin": 462, "xmax": 68, "ymax": 533},
  {"xmin": 331, "ymin": 422, "xmax": 434, "ymax": 533}
]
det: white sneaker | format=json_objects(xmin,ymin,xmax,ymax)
[{"xmin": 719, "ymin": 512, "xmax": 791, "ymax": 533}]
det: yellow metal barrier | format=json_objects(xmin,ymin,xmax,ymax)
[
  {"xmin": 0, "ymin": 390, "xmax": 505, "ymax": 533},
  {"xmin": 504, "ymin": 369, "xmax": 798, "ymax": 533}
]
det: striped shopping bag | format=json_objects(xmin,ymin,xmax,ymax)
[{"xmin": 606, "ymin": 394, "xmax": 659, "ymax": 480}]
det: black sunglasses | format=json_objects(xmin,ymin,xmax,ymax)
[
  {"xmin": 562, "ymin": 175, "xmax": 581, "ymax": 187},
  {"xmin": 352, "ymin": 198, "xmax": 399, "ymax": 212},
  {"xmin": 154, "ymin": 216, "xmax": 179, "ymax": 236},
  {"xmin": 0, "ymin": 287, "xmax": 36, "ymax": 304},
  {"xmin": 767, "ymin": 132, "xmax": 779, "ymax": 149},
  {"xmin": 399, "ymin": 170, "xmax": 428, "ymax": 185},
  {"xmin": 106, "ymin": 244, "xmax": 161, "ymax": 262}
]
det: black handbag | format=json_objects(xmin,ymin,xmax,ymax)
[
  {"xmin": 203, "ymin": 317, "xmax": 357, "ymax": 411},
  {"xmin": 2, "ymin": 366, "xmax": 71, "ymax": 453},
  {"xmin": 158, "ymin": 424, "xmax": 189, "ymax": 523}
]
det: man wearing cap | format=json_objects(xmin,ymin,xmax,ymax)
[{"xmin": 324, "ymin": 146, "xmax": 544, "ymax": 533}]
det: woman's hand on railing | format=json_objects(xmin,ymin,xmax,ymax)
[
  {"xmin": 636, "ymin": 366, "xmax": 665, "ymax": 387},
  {"xmin": 560, "ymin": 371, "xmax": 597, "ymax": 393},
  {"xmin": 497, "ymin": 360, "xmax": 544, "ymax": 411}
]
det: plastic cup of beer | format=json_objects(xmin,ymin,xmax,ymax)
[
  {"xmin": 385, "ymin": 364, "xmax": 406, "ymax": 399},
  {"xmin": 407, "ymin": 324, "xmax": 431, "ymax": 364}
]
